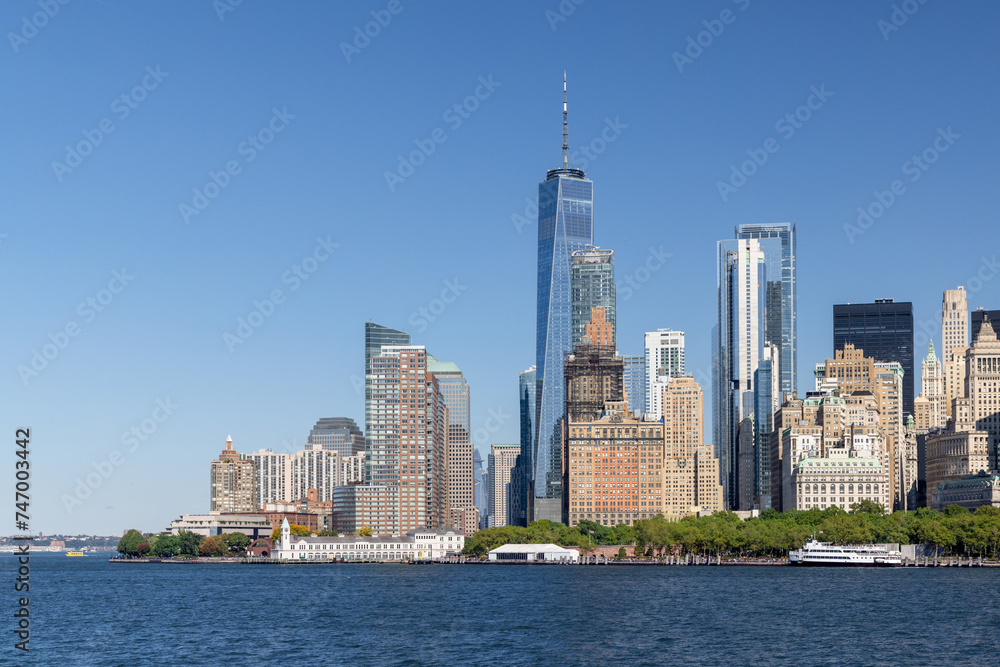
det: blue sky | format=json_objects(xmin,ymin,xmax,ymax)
[{"xmin": 2, "ymin": 1, "xmax": 997, "ymax": 535}]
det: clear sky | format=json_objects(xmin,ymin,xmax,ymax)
[{"xmin": 2, "ymin": 1, "xmax": 997, "ymax": 535}]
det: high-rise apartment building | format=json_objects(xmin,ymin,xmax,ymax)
[
  {"xmin": 364, "ymin": 321, "xmax": 410, "ymax": 483},
  {"xmin": 570, "ymin": 246, "xmax": 615, "ymax": 349},
  {"xmin": 488, "ymin": 444, "xmax": 520, "ymax": 527},
  {"xmin": 644, "ymin": 329, "xmax": 685, "ymax": 419},
  {"xmin": 735, "ymin": 223, "xmax": 797, "ymax": 398},
  {"xmin": 249, "ymin": 448, "xmax": 294, "ymax": 506},
  {"xmin": 210, "ymin": 436, "xmax": 259, "ymax": 514},
  {"xmin": 661, "ymin": 377, "xmax": 724, "ymax": 517},
  {"xmin": 753, "ymin": 344, "xmax": 781, "ymax": 509},
  {"xmin": 833, "ymin": 299, "xmax": 914, "ymax": 417},
  {"xmin": 534, "ymin": 77, "xmax": 594, "ymax": 523},
  {"xmin": 293, "ymin": 449, "xmax": 340, "ymax": 502},
  {"xmin": 622, "ymin": 354, "xmax": 646, "ymax": 419},
  {"xmin": 428, "ymin": 356, "xmax": 478, "ymax": 534},
  {"xmin": 714, "ymin": 237, "xmax": 766, "ymax": 510},
  {"xmin": 305, "ymin": 418, "xmax": 365, "ymax": 457},
  {"xmin": 346, "ymin": 344, "xmax": 448, "ymax": 535}
]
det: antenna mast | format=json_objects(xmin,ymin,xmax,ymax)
[{"xmin": 562, "ymin": 72, "xmax": 569, "ymax": 169}]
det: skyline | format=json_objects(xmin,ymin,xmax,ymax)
[{"xmin": 3, "ymin": 2, "xmax": 999, "ymax": 534}]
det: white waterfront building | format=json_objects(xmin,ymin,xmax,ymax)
[
  {"xmin": 487, "ymin": 543, "xmax": 579, "ymax": 562},
  {"xmin": 274, "ymin": 519, "xmax": 464, "ymax": 561}
]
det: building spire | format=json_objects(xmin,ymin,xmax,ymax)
[{"xmin": 562, "ymin": 71, "xmax": 569, "ymax": 169}]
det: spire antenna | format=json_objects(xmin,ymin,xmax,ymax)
[{"xmin": 562, "ymin": 71, "xmax": 569, "ymax": 169}]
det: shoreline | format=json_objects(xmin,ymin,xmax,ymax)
[{"xmin": 108, "ymin": 557, "xmax": 1000, "ymax": 567}]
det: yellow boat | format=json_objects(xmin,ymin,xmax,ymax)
[{"xmin": 66, "ymin": 551, "xmax": 87, "ymax": 557}]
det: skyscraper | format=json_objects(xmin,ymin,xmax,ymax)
[
  {"xmin": 644, "ymin": 329, "xmax": 685, "ymax": 419},
  {"xmin": 570, "ymin": 246, "xmax": 615, "ymax": 349},
  {"xmin": 714, "ymin": 238, "xmax": 766, "ymax": 509},
  {"xmin": 210, "ymin": 435, "xmax": 258, "ymax": 513},
  {"xmin": 364, "ymin": 321, "xmax": 409, "ymax": 484},
  {"xmin": 942, "ymin": 288, "xmax": 969, "ymax": 420},
  {"xmin": 622, "ymin": 355, "xmax": 646, "ymax": 418},
  {"xmin": 510, "ymin": 365, "xmax": 536, "ymax": 527},
  {"xmin": 833, "ymin": 299, "xmax": 914, "ymax": 417},
  {"xmin": 488, "ymin": 443, "xmax": 520, "ymax": 527},
  {"xmin": 428, "ymin": 355, "xmax": 478, "ymax": 534},
  {"xmin": 735, "ymin": 223, "xmax": 797, "ymax": 398},
  {"xmin": 533, "ymin": 75, "xmax": 594, "ymax": 522},
  {"xmin": 305, "ymin": 417, "xmax": 365, "ymax": 457}
]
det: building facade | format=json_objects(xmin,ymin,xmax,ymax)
[
  {"xmin": 488, "ymin": 444, "xmax": 520, "ymax": 527},
  {"xmin": 789, "ymin": 452, "xmax": 890, "ymax": 512},
  {"xmin": 566, "ymin": 407, "xmax": 663, "ymax": 527},
  {"xmin": 714, "ymin": 237, "xmax": 766, "ymax": 510},
  {"xmin": 661, "ymin": 377, "xmax": 724, "ymax": 517},
  {"xmin": 305, "ymin": 417, "xmax": 365, "ymax": 457},
  {"xmin": 248, "ymin": 448, "xmax": 294, "ymax": 507},
  {"xmin": 364, "ymin": 321, "xmax": 410, "ymax": 483},
  {"xmin": 735, "ymin": 223, "xmax": 797, "ymax": 399},
  {"xmin": 210, "ymin": 436, "xmax": 259, "ymax": 514},
  {"xmin": 644, "ymin": 329, "xmax": 685, "ymax": 420},
  {"xmin": 534, "ymin": 80, "xmax": 595, "ymax": 522},
  {"xmin": 428, "ymin": 356, "xmax": 478, "ymax": 534},
  {"xmin": 965, "ymin": 317, "xmax": 1000, "ymax": 469},
  {"xmin": 833, "ymin": 299, "xmax": 914, "ymax": 418},
  {"xmin": 277, "ymin": 519, "xmax": 464, "ymax": 561},
  {"xmin": 167, "ymin": 513, "xmax": 272, "ymax": 540},
  {"xmin": 622, "ymin": 354, "xmax": 646, "ymax": 419},
  {"xmin": 570, "ymin": 246, "xmax": 615, "ymax": 349}
]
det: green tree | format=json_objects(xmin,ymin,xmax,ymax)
[
  {"xmin": 136, "ymin": 542, "xmax": 151, "ymax": 557},
  {"xmin": 117, "ymin": 529, "xmax": 145, "ymax": 557},
  {"xmin": 200, "ymin": 536, "xmax": 225, "ymax": 557},
  {"xmin": 224, "ymin": 532, "xmax": 251, "ymax": 555},
  {"xmin": 357, "ymin": 526, "xmax": 374, "ymax": 537},
  {"xmin": 150, "ymin": 534, "xmax": 179, "ymax": 558},
  {"xmin": 176, "ymin": 530, "xmax": 204, "ymax": 557},
  {"xmin": 617, "ymin": 546, "xmax": 626, "ymax": 559},
  {"xmin": 850, "ymin": 499, "xmax": 886, "ymax": 516}
]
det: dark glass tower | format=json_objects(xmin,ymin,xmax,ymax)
[
  {"xmin": 833, "ymin": 299, "xmax": 914, "ymax": 416},
  {"xmin": 533, "ymin": 74, "xmax": 594, "ymax": 522},
  {"xmin": 971, "ymin": 308, "xmax": 1000, "ymax": 340}
]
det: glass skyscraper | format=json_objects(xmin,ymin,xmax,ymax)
[
  {"xmin": 510, "ymin": 365, "xmax": 536, "ymax": 527},
  {"xmin": 534, "ymin": 164, "xmax": 593, "ymax": 522},
  {"xmin": 735, "ymin": 223, "xmax": 797, "ymax": 399},
  {"xmin": 305, "ymin": 417, "xmax": 365, "ymax": 457},
  {"xmin": 622, "ymin": 355, "xmax": 646, "ymax": 418},
  {"xmin": 833, "ymin": 299, "xmax": 914, "ymax": 417},
  {"xmin": 570, "ymin": 246, "xmax": 615, "ymax": 349}
]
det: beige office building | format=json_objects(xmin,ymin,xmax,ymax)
[
  {"xmin": 488, "ymin": 444, "xmax": 520, "ymax": 527},
  {"xmin": 965, "ymin": 318, "xmax": 1000, "ymax": 469},
  {"xmin": 660, "ymin": 377, "xmax": 723, "ymax": 517},
  {"xmin": 942, "ymin": 287, "xmax": 969, "ymax": 420}
]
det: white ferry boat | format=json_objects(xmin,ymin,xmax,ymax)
[{"xmin": 789, "ymin": 539, "xmax": 902, "ymax": 567}]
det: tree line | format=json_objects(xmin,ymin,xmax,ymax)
[
  {"xmin": 463, "ymin": 502, "xmax": 1000, "ymax": 558},
  {"xmin": 116, "ymin": 529, "xmax": 253, "ymax": 558}
]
